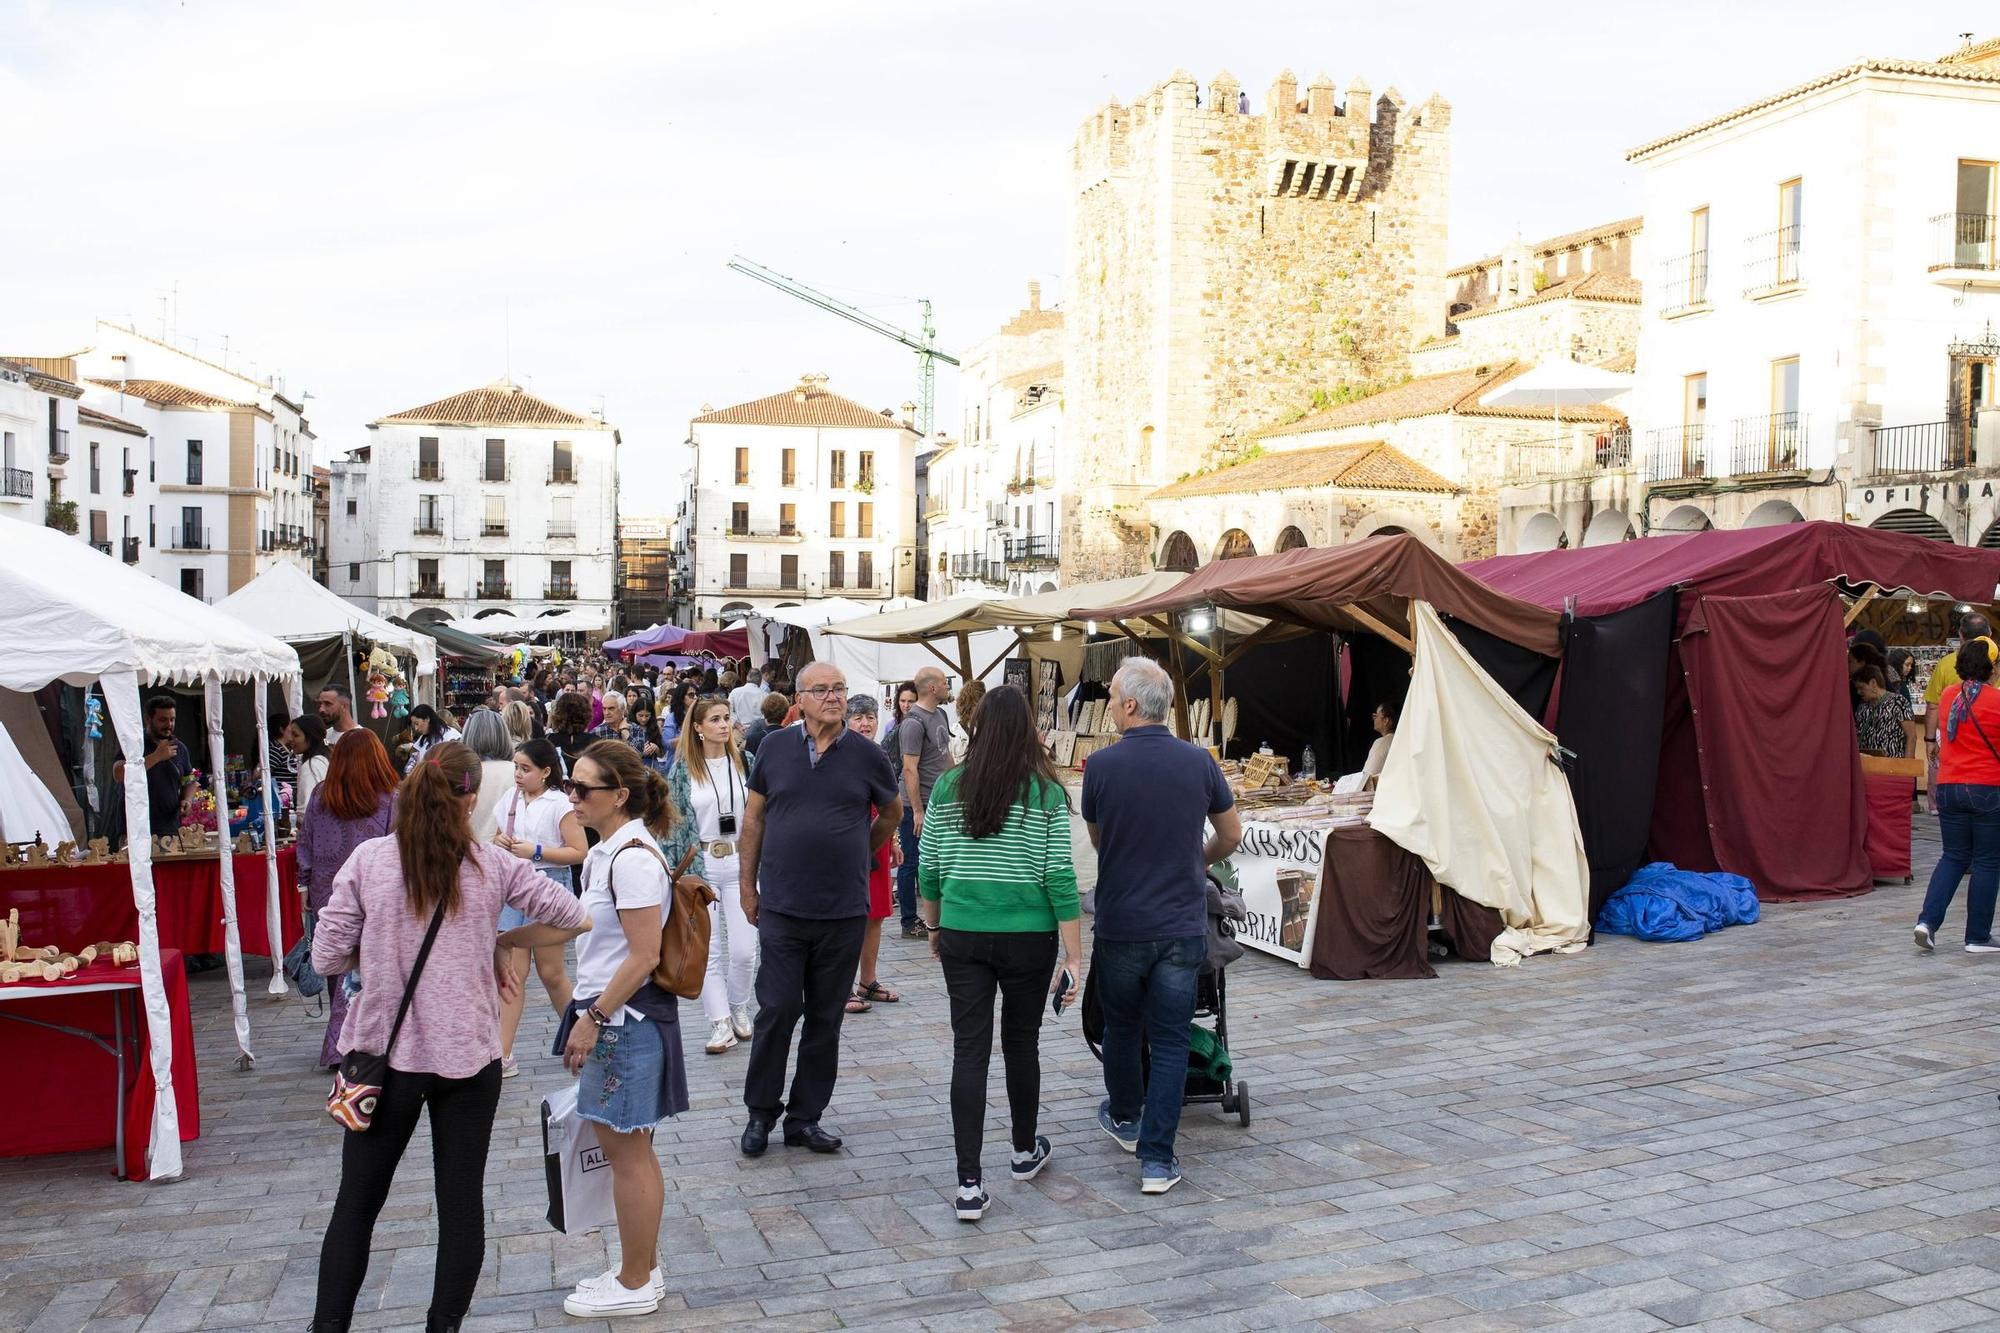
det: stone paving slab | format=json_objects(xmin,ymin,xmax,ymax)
[{"xmin": 3, "ymin": 824, "xmax": 1998, "ymax": 1330}]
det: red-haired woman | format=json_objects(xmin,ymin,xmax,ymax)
[{"xmin": 298, "ymin": 728, "xmax": 402, "ymax": 1069}]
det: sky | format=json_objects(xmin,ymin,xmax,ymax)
[{"xmin": 0, "ymin": 1, "xmax": 1978, "ymax": 515}]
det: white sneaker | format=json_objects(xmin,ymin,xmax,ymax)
[
  {"xmin": 705, "ymin": 1019, "xmax": 738, "ymax": 1054},
  {"xmin": 581, "ymin": 1266, "xmax": 665, "ymax": 1299},
  {"xmin": 1966, "ymin": 940, "xmax": 2000, "ymax": 953},
  {"xmin": 730, "ymin": 1002, "xmax": 754, "ymax": 1040},
  {"xmin": 1915, "ymin": 922, "xmax": 1935, "ymax": 951},
  {"xmin": 563, "ymin": 1272, "xmax": 660, "ymax": 1317}
]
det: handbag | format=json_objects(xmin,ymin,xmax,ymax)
[
  {"xmin": 599, "ymin": 840, "xmax": 713, "ymax": 1000},
  {"xmin": 283, "ymin": 928, "xmax": 326, "ymax": 999},
  {"xmin": 326, "ymin": 898, "xmax": 448, "ymax": 1132},
  {"xmin": 542, "ymin": 1084, "xmax": 617, "ymax": 1234}
]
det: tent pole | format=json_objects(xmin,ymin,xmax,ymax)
[
  {"xmin": 1844, "ymin": 583, "xmax": 1884, "ymax": 628},
  {"xmin": 343, "ymin": 630, "xmax": 358, "ymax": 711},
  {"xmin": 916, "ymin": 638, "xmax": 966, "ymax": 679},
  {"xmin": 955, "ymin": 631, "xmax": 975, "ymax": 683},
  {"xmin": 1342, "ymin": 603, "xmax": 1416, "ymax": 654},
  {"xmin": 976, "ymin": 631, "xmax": 1027, "ymax": 684},
  {"xmin": 1211, "ymin": 605, "xmax": 1227, "ymax": 751}
]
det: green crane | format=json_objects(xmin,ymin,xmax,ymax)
[{"xmin": 727, "ymin": 255, "xmax": 960, "ymax": 438}]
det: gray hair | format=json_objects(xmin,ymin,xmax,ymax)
[
  {"xmin": 602, "ymin": 690, "xmax": 627, "ymax": 713},
  {"xmin": 1112, "ymin": 657, "xmax": 1174, "ymax": 724},
  {"xmin": 461, "ymin": 708, "xmax": 514, "ymax": 762},
  {"xmin": 845, "ymin": 693, "xmax": 878, "ymax": 718}
]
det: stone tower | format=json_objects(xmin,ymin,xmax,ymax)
[{"xmin": 1061, "ymin": 69, "xmax": 1451, "ymax": 580}]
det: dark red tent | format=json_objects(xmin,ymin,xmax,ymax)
[{"xmin": 1466, "ymin": 522, "xmax": 2000, "ymax": 904}]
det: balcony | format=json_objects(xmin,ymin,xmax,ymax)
[
  {"xmin": 1643, "ymin": 426, "xmax": 1709, "ymax": 485},
  {"xmin": 724, "ymin": 573, "xmax": 802, "ymax": 592},
  {"xmin": 410, "ymin": 582, "xmax": 448, "ymax": 600},
  {"xmin": 476, "ymin": 581, "xmax": 511, "ymax": 600},
  {"xmin": 548, "ymin": 465, "xmax": 577, "ymax": 485},
  {"xmin": 48, "ymin": 430, "xmax": 69, "ymax": 464},
  {"xmin": 482, "ymin": 519, "xmax": 509, "ymax": 537},
  {"xmin": 1728, "ymin": 413, "xmax": 1806, "ymax": 477},
  {"xmin": 1872, "ymin": 420, "xmax": 1964, "ymax": 475},
  {"xmin": 950, "ymin": 554, "xmax": 1006, "ymax": 583},
  {"xmin": 1505, "ymin": 428, "xmax": 1633, "ymax": 482},
  {"xmin": 545, "ymin": 582, "xmax": 577, "ymax": 600},
  {"xmin": 1742, "ymin": 225, "xmax": 1803, "ymax": 299},
  {"xmin": 547, "ymin": 521, "xmax": 577, "ymax": 539},
  {"xmin": 1929, "ymin": 213, "xmax": 2000, "ymax": 286},
  {"xmin": 89, "ymin": 540, "xmax": 112, "ymax": 556},
  {"xmin": 1657, "ymin": 250, "xmax": 1709, "ymax": 318},
  {"xmin": 122, "ymin": 536, "xmax": 140, "ymax": 564},
  {"xmin": 1004, "ymin": 534, "xmax": 1058, "ymax": 567},
  {"xmin": 166, "ymin": 526, "xmax": 211, "ymax": 551},
  {"xmin": 413, "ymin": 516, "xmax": 443, "ymax": 536},
  {"xmin": 2, "ymin": 467, "xmax": 31, "ymax": 499},
  {"xmin": 122, "ymin": 468, "xmax": 136, "ymax": 497},
  {"xmin": 412, "ymin": 462, "xmax": 441, "ymax": 481},
  {"xmin": 729, "ymin": 525, "xmax": 802, "ymax": 541}
]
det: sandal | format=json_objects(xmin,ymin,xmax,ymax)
[
  {"xmin": 858, "ymin": 980, "xmax": 900, "ymax": 1004},
  {"xmin": 845, "ymin": 990, "xmax": 872, "ymax": 1014}
]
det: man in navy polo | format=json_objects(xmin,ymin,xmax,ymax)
[
  {"xmin": 737, "ymin": 661, "xmax": 902, "ymax": 1156},
  {"xmin": 1082, "ymin": 656, "xmax": 1241, "ymax": 1195}
]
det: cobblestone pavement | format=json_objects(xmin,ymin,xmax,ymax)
[{"xmin": 5, "ymin": 823, "xmax": 2000, "ymax": 1332}]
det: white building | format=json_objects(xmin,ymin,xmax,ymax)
[
  {"xmin": 1630, "ymin": 35, "xmax": 2000, "ymax": 541},
  {"xmin": 683, "ymin": 374, "xmax": 919, "ymax": 626},
  {"xmin": 349, "ymin": 380, "xmax": 619, "ymax": 631},
  {"xmin": 927, "ymin": 283, "xmax": 1064, "ymax": 599},
  {"xmin": 0, "ymin": 358, "xmax": 85, "ymax": 542}
]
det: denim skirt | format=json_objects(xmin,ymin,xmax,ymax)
[{"xmin": 576, "ymin": 1019, "xmax": 668, "ymax": 1132}]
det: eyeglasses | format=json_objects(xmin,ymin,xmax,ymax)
[
  {"xmin": 561, "ymin": 779, "xmax": 615, "ymax": 796},
  {"xmin": 800, "ymin": 685, "xmax": 850, "ymax": 699}
]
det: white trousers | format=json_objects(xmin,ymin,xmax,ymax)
[{"xmin": 699, "ymin": 855, "xmax": 758, "ymax": 1022}]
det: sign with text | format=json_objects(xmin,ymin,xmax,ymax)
[{"xmin": 1220, "ymin": 820, "xmax": 1326, "ymax": 969}]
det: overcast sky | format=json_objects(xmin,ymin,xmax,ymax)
[{"xmin": 0, "ymin": 1, "xmax": 1974, "ymax": 513}]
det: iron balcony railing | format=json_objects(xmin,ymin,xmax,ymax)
[
  {"xmin": 2, "ymin": 467, "xmax": 31, "ymax": 498},
  {"xmin": 1004, "ymin": 534, "xmax": 1058, "ymax": 565},
  {"xmin": 122, "ymin": 468, "xmax": 136, "ymax": 496},
  {"xmin": 1872, "ymin": 421, "xmax": 1962, "ymax": 474},
  {"xmin": 482, "ymin": 463, "xmax": 508, "ymax": 483},
  {"xmin": 414, "ymin": 516, "xmax": 443, "ymax": 535},
  {"xmin": 1644, "ymin": 425, "xmax": 1709, "ymax": 483},
  {"xmin": 1931, "ymin": 212, "xmax": 1998, "ymax": 272},
  {"xmin": 410, "ymin": 582, "xmax": 447, "ymax": 600},
  {"xmin": 1507, "ymin": 428, "xmax": 1634, "ymax": 481},
  {"xmin": 413, "ymin": 461, "xmax": 442, "ymax": 480},
  {"xmin": 1743, "ymin": 224, "xmax": 1804, "ymax": 298},
  {"xmin": 547, "ymin": 521, "xmax": 577, "ymax": 539},
  {"xmin": 1658, "ymin": 250, "xmax": 1710, "ymax": 316},
  {"xmin": 89, "ymin": 540, "xmax": 112, "ymax": 556},
  {"xmin": 476, "ymin": 581, "xmax": 511, "ymax": 600},
  {"xmin": 167, "ymin": 526, "xmax": 211, "ymax": 551},
  {"xmin": 545, "ymin": 582, "xmax": 577, "ymax": 600},
  {"xmin": 724, "ymin": 573, "xmax": 802, "ymax": 591},
  {"xmin": 1728, "ymin": 412, "xmax": 1806, "ymax": 476},
  {"xmin": 481, "ymin": 519, "xmax": 509, "ymax": 537},
  {"xmin": 122, "ymin": 536, "xmax": 140, "ymax": 563},
  {"xmin": 48, "ymin": 429, "xmax": 69, "ymax": 463},
  {"xmin": 548, "ymin": 465, "xmax": 577, "ymax": 484}
]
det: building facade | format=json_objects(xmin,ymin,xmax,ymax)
[
  {"xmin": 682, "ymin": 374, "xmax": 919, "ymax": 626},
  {"xmin": 616, "ymin": 516, "xmax": 674, "ymax": 633},
  {"xmin": 1629, "ymin": 36, "xmax": 2000, "ymax": 543},
  {"xmin": 1064, "ymin": 68, "xmax": 1452, "ymax": 581},
  {"xmin": 353, "ymin": 380, "xmax": 620, "ymax": 630}
]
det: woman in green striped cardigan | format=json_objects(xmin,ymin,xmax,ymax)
[{"xmin": 917, "ymin": 684, "xmax": 1083, "ymax": 1222}]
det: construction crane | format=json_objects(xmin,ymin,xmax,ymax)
[{"xmin": 727, "ymin": 255, "xmax": 959, "ymax": 438}]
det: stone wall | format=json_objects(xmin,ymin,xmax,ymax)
[{"xmin": 1064, "ymin": 68, "xmax": 1451, "ymax": 581}]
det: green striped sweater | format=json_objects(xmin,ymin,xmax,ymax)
[{"xmin": 916, "ymin": 765, "xmax": 1080, "ymax": 933}]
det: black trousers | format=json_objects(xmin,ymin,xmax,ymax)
[
  {"xmin": 937, "ymin": 928, "xmax": 1059, "ymax": 1183},
  {"xmin": 744, "ymin": 910, "xmax": 866, "ymax": 1125},
  {"xmin": 314, "ymin": 1061, "xmax": 503, "ymax": 1325}
]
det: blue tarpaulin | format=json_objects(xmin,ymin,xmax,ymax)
[{"xmin": 1597, "ymin": 862, "xmax": 1761, "ymax": 942}]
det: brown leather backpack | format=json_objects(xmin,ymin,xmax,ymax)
[{"xmin": 602, "ymin": 840, "xmax": 716, "ymax": 1000}]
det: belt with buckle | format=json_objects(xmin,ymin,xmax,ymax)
[{"xmin": 709, "ymin": 840, "xmax": 735, "ymax": 859}]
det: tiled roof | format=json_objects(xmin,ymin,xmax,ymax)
[
  {"xmin": 1597, "ymin": 350, "xmax": 1637, "ymax": 374},
  {"xmin": 1150, "ymin": 440, "xmax": 1457, "ymax": 500},
  {"xmin": 694, "ymin": 381, "xmax": 913, "ymax": 431},
  {"xmin": 78, "ymin": 405, "xmax": 149, "ymax": 437},
  {"xmin": 1448, "ymin": 217, "xmax": 1643, "ymax": 277},
  {"xmin": 1454, "ymin": 271, "xmax": 1643, "ymax": 319},
  {"xmin": 86, "ymin": 378, "xmax": 251, "ymax": 411},
  {"xmin": 1259, "ymin": 361, "xmax": 1626, "ymax": 439},
  {"xmin": 1629, "ymin": 56, "xmax": 2000, "ymax": 160},
  {"xmin": 375, "ymin": 380, "xmax": 598, "ymax": 427}
]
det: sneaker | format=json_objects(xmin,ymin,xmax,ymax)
[
  {"xmin": 1140, "ymin": 1159, "xmax": 1183, "ymax": 1195},
  {"xmin": 582, "ymin": 1266, "xmax": 665, "ymax": 1299},
  {"xmin": 705, "ymin": 1019, "xmax": 738, "ymax": 1054},
  {"xmin": 955, "ymin": 1182, "xmax": 991, "ymax": 1222},
  {"xmin": 1966, "ymin": 940, "xmax": 2000, "ymax": 953},
  {"xmin": 729, "ymin": 1003, "xmax": 754, "ymax": 1040},
  {"xmin": 1096, "ymin": 1100, "xmax": 1138, "ymax": 1153},
  {"xmin": 901, "ymin": 923, "xmax": 929, "ymax": 940},
  {"xmin": 562, "ymin": 1273, "xmax": 661, "ymax": 1317},
  {"xmin": 1010, "ymin": 1135, "xmax": 1053, "ymax": 1181},
  {"xmin": 499, "ymin": 1055, "xmax": 519, "ymax": 1079},
  {"xmin": 1915, "ymin": 922, "xmax": 1936, "ymax": 951}
]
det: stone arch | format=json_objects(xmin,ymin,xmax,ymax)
[
  {"xmin": 1517, "ymin": 512, "xmax": 1565, "ymax": 553},
  {"xmin": 1349, "ymin": 510, "xmax": 1438, "ymax": 548},
  {"xmin": 472, "ymin": 607, "xmax": 509, "ymax": 618},
  {"xmin": 1582, "ymin": 509, "xmax": 1635, "ymax": 547},
  {"xmin": 1038, "ymin": 581, "xmax": 1057, "ymax": 594},
  {"xmin": 1979, "ymin": 518, "xmax": 2000, "ymax": 549},
  {"xmin": 1214, "ymin": 528, "xmax": 1258, "ymax": 561},
  {"xmin": 1274, "ymin": 525, "xmax": 1309, "ymax": 552},
  {"xmin": 774, "ymin": 601, "xmax": 801, "ymax": 609},
  {"xmin": 1656, "ymin": 504, "xmax": 1713, "ymax": 534},
  {"xmin": 1872, "ymin": 508, "xmax": 1953, "ymax": 542},
  {"xmin": 1158, "ymin": 530, "xmax": 1200, "ymax": 572},
  {"xmin": 407, "ymin": 606, "xmax": 450, "ymax": 626},
  {"xmin": 717, "ymin": 601, "xmax": 753, "ymax": 622},
  {"xmin": 1744, "ymin": 498, "xmax": 1806, "ymax": 528}
]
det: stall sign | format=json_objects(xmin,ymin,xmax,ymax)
[{"xmin": 1220, "ymin": 820, "xmax": 1325, "ymax": 969}]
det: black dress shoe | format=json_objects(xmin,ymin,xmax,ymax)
[
  {"xmin": 783, "ymin": 1121, "xmax": 843, "ymax": 1153},
  {"xmin": 740, "ymin": 1115, "xmax": 773, "ymax": 1156}
]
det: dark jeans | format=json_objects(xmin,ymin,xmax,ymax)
[
  {"xmin": 314, "ymin": 1060, "xmax": 503, "ymax": 1325},
  {"xmin": 896, "ymin": 806, "xmax": 921, "ymax": 928},
  {"xmin": 1095, "ymin": 934, "xmax": 1205, "ymax": 1166},
  {"xmin": 745, "ymin": 910, "xmax": 867, "ymax": 1126},
  {"xmin": 1919, "ymin": 782, "xmax": 2000, "ymax": 942},
  {"xmin": 938, "ymin": 928, "xmax": 1058, "ymax": 1183}
]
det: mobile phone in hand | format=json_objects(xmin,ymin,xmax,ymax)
[{"xmin": 1050, "ymin": 967, "xmax": 1075, "ymax": 1017}]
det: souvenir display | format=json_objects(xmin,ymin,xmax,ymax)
[{"xmin": 0, "ymin": 910, "xmax": 138, "ymax": 983}]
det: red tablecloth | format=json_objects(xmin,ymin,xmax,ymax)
[
  {"xmin": 1864, "ymin": 773, "xmax": 1915, "ymax": 882},
  {"xmin": 0, "ymin": 848, "xmax": 301, "ymax": 956},
  {"xmin": 0, "ymin": 948, "xmax": 199, "ymax": 1179}
]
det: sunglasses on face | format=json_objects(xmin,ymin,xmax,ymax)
[{"xmin": 561, "ymin": 779, "xmax": 617, "ymax": 797}]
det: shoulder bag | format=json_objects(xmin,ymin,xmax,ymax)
[
  {"xmin": 326, "ymin": 897, "xmax": 447, "ymax": 1132},
  {"xmin": 598, "ymin": 839, "xmax": 713, "ymax": 1000}
]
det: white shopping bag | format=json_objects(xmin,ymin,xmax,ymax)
[{"xmin": 542, "ymin": 1085, "xmax": 616, "ymax": 1234}]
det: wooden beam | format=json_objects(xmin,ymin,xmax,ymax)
[
  {"xmin": 1341, "ymin": 602, "xmax": 1415, "ymax": 654},
  {"xmin": 976, "ymin": 631, "xmax": 1027, "ymax": 683},
  {"xmin": 917, "ymin": 638, "xmax": 966, "ymax": 678},
  {"xmin": 1844, "ymin": 583, "xmax": 1884, "ymax": 628}
]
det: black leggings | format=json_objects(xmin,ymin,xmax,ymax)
[
  {"xmin": 937, "ymin": 929, "xmax": 1058, "ymax": 1183},
  {"xmin": 314, "ymin": 1061, "xmax": 503, "ymax": 1325}
]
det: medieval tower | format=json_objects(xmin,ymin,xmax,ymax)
[{"xmin": 1061, "ymin": 69, "xmax": 1452, "ymax": 580}]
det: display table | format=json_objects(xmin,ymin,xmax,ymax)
[
  {"xmin": 1863, "ymin": 772, "xmax": 1915, "ymax": 882},
  {"xmin": 0, "ymin": 948, "xmax": 199, "ymax": 1179},
  {"xmin": 0, "ymin": 848, "xmax": 301, "ymax": 956}
]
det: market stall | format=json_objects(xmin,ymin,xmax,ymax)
[
  {"xmin": 389, "ymin": 616, "xmax": 507, "ymax": 716},
  {"xmin": 218, "ymin": 562, "xmax": 437, "ymax": 715},
  {"xmin": 0, "ymin": 516, "xmax": 302, "ymax": 1179},
  {"xmin": 0, "ymin": 848, "xmax": 301, "ymax": 956}
]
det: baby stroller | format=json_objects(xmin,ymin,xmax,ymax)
[{"xmin": 1079, "ymin": 871, "xmax": 1251, "ymax": 1127}]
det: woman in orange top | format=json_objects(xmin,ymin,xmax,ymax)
[{"xmin": 1915, "ymin": 637, "xmax": 2000, "ymax": 952}]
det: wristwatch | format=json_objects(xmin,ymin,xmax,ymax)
[{"xmin": 585, "ymin": 1003, "xmax": 611, "ymax": 1027}]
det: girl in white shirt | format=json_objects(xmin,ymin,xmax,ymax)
[
  {"xmin": 669, "ymin": 698, "xmax": 758, "ymax": 1055},
  {"xmin": 492, "ymin": 738, "xmax": 588, "ymax": 1077}
]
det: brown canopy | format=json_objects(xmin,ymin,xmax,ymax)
[{"xmin": 1070, "ymin": 534, "xmax": 1564, "ymax": 657}]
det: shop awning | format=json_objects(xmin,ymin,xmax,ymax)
[{"xmin": 386, "ymin": 616, "xmax": 508, "ymax": 664}]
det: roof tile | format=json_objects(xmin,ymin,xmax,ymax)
[
  {"xmin": 1259, "ymin": 360, "xmax": 1626, "ymax": 438},
  {"xmin": 375, "ymin": 380, "xmax": 598, "ymax": 428},
  {"xmin": 86, "ymin": 378, "xmax": 250, "ymax": 411},
  {"xmin": 1150, "ymin": 440, "xmax": 1457, "ymax": 500},
  {"xmin": 695, "ymin": 382, "xmax": 913, "ymax": 431}
]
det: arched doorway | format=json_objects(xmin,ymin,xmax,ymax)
[
  {"xmin": 408, "ymin": 606, "xmax": 450, "ymax": 626},
  {"xmin": 1274, "ymin": 525, "xmax": 1309, "ymax": 552},
  {"xmin": 1744, "ymin": 498, "xmax": 1806, "ymax": 528},
  {"xmin": 1873, "ymin": 508, "xmax": 1954, "ymax": 542},
  {"xmin": 1158, "ymin": 531, "xmax": 1199, "ymax": 572},
  {"xmin": 1517, "ymin": 513, "xmax": 1565, "ymax": 553},
  {"xmin": 1582, "ymin": 509, "xmax": 1635, "ymax": 546},
  {"xmin": 717, "ymin": 601, "xmax": 753, "ymax": 622},
  {"xmin": 1656, "ymin": 504, "xmax": 1713, "ymax": 533},
  {"xmin": 1979, "ymin": 519, "xmax": 2000, "ymax": 549},
  {"xmin": 1038, "ymin": 581, "xmax": 1057, "ymax": 594},
  {"xmin": 1214, "ymin": 529, "xmax": 1257, "ymax": 561}
]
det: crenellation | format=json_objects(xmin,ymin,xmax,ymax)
[{"xmin": 1307, "ymin": 72, "xmax": 1337, "ymax": 118}]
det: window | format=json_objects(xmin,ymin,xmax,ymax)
[
  {"xmin": 348, "ymin": 562, "xmax": 360, "ymax": 582},
  {"xmin": 1688, "ymin": 206, "xmax": 1709, "ymax": 305},
  {"xmin": 551, "ymin": 559, "xmax": 572, "ymax": 582},
  {"xmin": 147, "ymin": 504, "xmax": 155, "ymax": 547},
  {"xmin": 829, "ymin": 501, "xmax": 845, "ymax": 538},
  {"xmin": 828, "ymin": 550, "xmax": 845, "ymax": 588},
  {"xmin": 186, "ymin": 440, "xmax": 203, "ymax": 485},
  {"xmin": 780, "ymin": 502, "xmax": 796, "ymax": 536},
  {"xmin": 1957, "ymin": 160, "xmax": 1997, "ymax": 267},
  {"xmin": 734, "ymin": 447, "xmax": 749, "ymax": 486},
  {"xmin": 2, "ymin": 431, "xmax": 13, "ymax": 469},
  {"xmin": 179, "ymin": 505, "xmax": 201, "ymax": 548},
  {"xmin": 780, "ymin": 553, "xmax": 799, "ymax": 589},
  {"xmin": 552, "ymin": 439, "xmax": 574, "ymax": 483},
  {"xmin": 857, "ymin": 550, "xmax": 874, "ymax": 588},
  {"xmin": 417, "ymin": 437, "xmax": 440, "ymax": 480},
  {"xmin": 550, "ymin": 495, "xmax": 573, "ymax": 537},
  {"xmin": 417, "ymin": 494, "xmax": 441, "ymax": 533},
  {"xmin": 859, "ymin": 451, "xmax": 875, "ymax": 488},
  {"xmin": 148, "ymin": 438, "xmax": 155, "ymax": 482},
  {"xmin": 121, "ymin": 447, "xmax": 131, "ymax": 495},
  {"xmin": 346, "ymin": 498, "xmax": 357, "ymax": 516},
  {"xmin": 90, "ymin": 509, "xmax": 107, "ymax": 543},
  {"xmin": 858, "ymin": 501, "xmax": 874, "ymax": 539},
  {"xmin": 1770, "ymin": 358, "xmax": 1802, "ymax": 466},
  {"xmin": 483, "ymin": 438, "xmax": 506, "ymax": 483},
  {"xmin": 729, "ymin": 553, "xmax": 748, "ymax": 586},
  {"xmin": 482, "ymin": 559, "xmax": 506, "ymax": 594},
  {"xmin": 418, "ymin": 557, "xmax": 439, "ymax": 593},
  {"xmin": 829, "ymin": 452, "xmax": 847, "ymax": 488},
  {"xmin": 483, "ymin": 494, "xmax": 506, "ymax": 536},
  {"xmin": 1684, "ymin": 373, "xmax": 1708, "ymax": 429},
  {"xmin": 180, "ymin": 568, "xmax": 202, "ymax": 600},
  {"xmin": 89, "ymin": 443, "xmax": 100, "ymax": 494},
  {"xmin": 1777, "ymin": 178, "xmax": 1803, "ymax": 284},
  {"xmin": 781, "ymin": 448, "xmax": 796, "ymax": 486},
  {"xmin": 731, "ymin": 502, "xmax": 749, "ymax": 534}
]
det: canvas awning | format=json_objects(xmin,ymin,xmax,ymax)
[
  {"xmin": 386, "ymin": 616, "xmax": 508, "ymax": 664},
  {"xmin": 217, "ymin": 563, "xmax": 438, "ymax": 676},
  {"xmin": 447, "ymin": 608, "xmax": 608, "ymax": 637}
]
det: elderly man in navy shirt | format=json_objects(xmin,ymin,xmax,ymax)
[
  {"xmin": 737, "ymin": 661, "xmax": 902, "ymax": 1156},
  {"xmin": 1082, "ymin": 657, "xmax": 1241, "ymax": 1196}
]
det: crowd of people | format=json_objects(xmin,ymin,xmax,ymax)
[{"xmin": 291, "ymin": 650, "xmax": 1242, "ymax": 1329}]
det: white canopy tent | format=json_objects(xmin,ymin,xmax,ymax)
[
  {"xmin": 0, "ymin": 720, "xmax": 71, "ymax": 846},
  {"xmin": 218, "ymin": 563, "xmax": 438, "ymax": 701},
  {"xmin": 0, "ymin": 517, "xmax": 303, "ymax": 1179},
  {"xmin": 741, "ymin": 598, "xmax": 922, "ymax": 673},
  {"xmin": 447, "ymin": 609, "xmax": 609, "ymax": 637}
]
